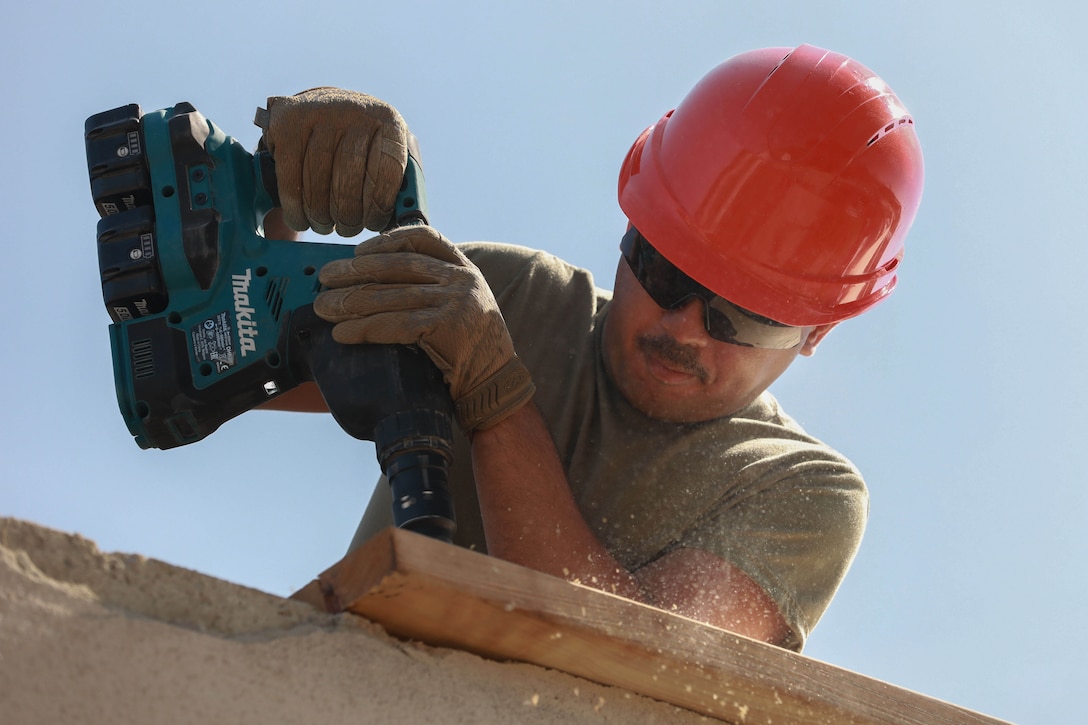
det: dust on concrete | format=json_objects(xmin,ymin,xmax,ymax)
[{"xmin": 0, "ymin": 517, "xmax": 714, "ymax": 724}]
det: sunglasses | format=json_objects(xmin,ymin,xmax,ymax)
[{"xmin": 620, "ymin": 227, "xmax": 804, "ymax": 349}]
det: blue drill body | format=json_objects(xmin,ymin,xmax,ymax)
[{"xmin": 85, "ymin": 102, "xmax": 455, "ymax": 541}]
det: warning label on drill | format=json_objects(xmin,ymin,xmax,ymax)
[{"xmin": 191, "ymin": 311, "xmax": 236, "ymax": 373}]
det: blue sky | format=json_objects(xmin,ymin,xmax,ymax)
[{"xmin": 4, "ymin": 2, "xmax": 1085, "ymax": 721}]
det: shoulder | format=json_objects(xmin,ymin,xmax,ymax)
[
  {"xmin": 732, "ymin": 392, "xmax": 863, "ymax": 475},
  {"xmin": 461, "ymin": 241, "xmax": 590, "ymax": 285},
  {"xmin": 459, "ymin": 241, "xmax": 611, "ymax": 310},
  {"xmin": 681, "ymin": 395, "xmax": 870, "ymax": 648},
  {"xmin": 676, "ymin": 391, "xmax": 869, "ymax": 516}
]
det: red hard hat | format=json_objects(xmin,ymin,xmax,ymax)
[{"xmin": 617, "ymin": 44, "xmax": 924, "ymax": 326}]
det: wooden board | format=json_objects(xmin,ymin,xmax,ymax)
[{"xmin": 292, "ymin": 528, "xmax": 1010, "ymax": 725}]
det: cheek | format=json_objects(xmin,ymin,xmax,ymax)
[
  {"xmin": 603, "ymin": 268, "xmax": 655, "ymax": 384},
  {"xmin": 603, "ymin": 292, "xmax": 637, "ymax": 374},
  {"xmin": 611, "ymin": 263, "xmax": 662, "ymax": 333}
]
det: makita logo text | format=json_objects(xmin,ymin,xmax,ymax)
[{"xmin": 232, "ymin": 269, "xmax": 258, "ymax": 356}]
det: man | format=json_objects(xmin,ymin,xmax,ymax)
[{"xmin": 262, "ymin": 44, "xmax": 924, "ymax": 651}]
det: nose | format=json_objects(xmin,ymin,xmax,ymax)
[{"xmin": 659, "ymin": 298, "xmax": 710, "ymax": 346}]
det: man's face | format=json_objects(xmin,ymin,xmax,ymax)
[{"xmin": 602, "ymin": 259, "xmax": 833, "ymax": 423}]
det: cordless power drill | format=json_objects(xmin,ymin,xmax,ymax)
[{"xmin": 84, "ymin": 101, "xmax": 456, "ymax": 542}]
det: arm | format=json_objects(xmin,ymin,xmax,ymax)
[
  {"xmin": 635, "ymin": 547, "xmax": 791, "ymax": 644},
  {"xmin": 471, "ymin": 401, "xmax": 791, "ymax": 645},
  {"xmin": 469, "ymin": 401, "xmax": 644, "ymax": 600}
]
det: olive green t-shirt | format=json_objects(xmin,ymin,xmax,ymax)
[{"xmin": 351, "ymin": 242, "xmax": 868, "ymax": 650}]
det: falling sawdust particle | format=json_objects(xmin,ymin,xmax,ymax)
[{"xmin": 524, "ymin": 691, "xmax": 605, "ymax": 711}]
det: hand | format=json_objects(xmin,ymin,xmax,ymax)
[
  {"xmin": 258, "ymin": 87, "xmax": 407, "ymax": 236},
  {"xmin": 314, "ymin": 226, "xmax": 535, "ymax": 432}
]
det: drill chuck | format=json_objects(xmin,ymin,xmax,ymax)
[{"xmin": 377, "ymin": 410, "xmax": 456, "ymax": 541}]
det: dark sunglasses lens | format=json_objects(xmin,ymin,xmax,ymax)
[
  {"xmin": 622, "ymin": 227, "xmax": 694, "ymax": 307},
  {"xmin": 705, "ymin": 300, "xmax": 804, "ymax": 349},
  {"xmin": 704, "ymin": 307, "xmax": 745, "ymax": 345},
  {"xmin": 621, "ymin": 228, "xmax": 802, "ymax": 349}
]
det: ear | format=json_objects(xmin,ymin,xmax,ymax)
[{"xmin": 798, "ymin": 323, "xmax": 838, "ymax": 357}]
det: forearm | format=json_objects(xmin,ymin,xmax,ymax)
[
  {"xmin": 469, "ymin": 402, "xmax": 644, "ymax": 600},
  {"xmin": 263, "ymin": 207, "xmax": 299, "ymax": 241},
  {"xmin": 257, "ymin": 381, "xmax": 328, "ymax": 412}
]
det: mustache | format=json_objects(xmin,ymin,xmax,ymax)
[{"xmin": 638, "ymin": 334, "xmax": 709, "ymax": 383}]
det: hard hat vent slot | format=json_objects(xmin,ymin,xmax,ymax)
[{"xmin": 867, "ymin": 117, "xmax": 913, "ymax": 147}]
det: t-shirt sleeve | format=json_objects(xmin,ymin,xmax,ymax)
[{"xmin": 679, "ymin": 435, "xmax": 868, "ymax": 651}]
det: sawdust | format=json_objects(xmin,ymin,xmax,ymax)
[{"xmin": 0, "ymin": 518, "xmax": 711, "ymax": 724}]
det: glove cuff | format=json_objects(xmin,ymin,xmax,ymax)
[{"xmin": 455, "ymin": 356, "xmax": 536, "ymax": 433}]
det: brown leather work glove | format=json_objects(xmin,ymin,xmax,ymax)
[
  {"xmin": 314, "ymin": 226, "xmax": 536, "ymax": 433},
  {"xmin": 256, "ymin": 87, "xmax": 407, "ymax": 236}
]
